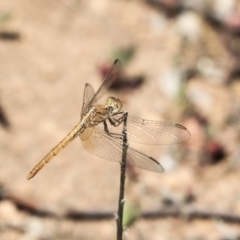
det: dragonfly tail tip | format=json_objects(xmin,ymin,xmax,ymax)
[{"xmin": 27, "ymin": 174, "xmax": 33, "ymax": 180}]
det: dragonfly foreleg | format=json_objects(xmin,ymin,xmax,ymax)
[
  {"xmin": 104, "ymin": 121, "xmax": 123, "ymax": 139},
  {"xmin": 108, "ymin": 111, "xmax": 126, "ymax": 127}
]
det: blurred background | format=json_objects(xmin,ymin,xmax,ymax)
[{"xmin": 1, "ymin": 0, "xmax": 240, "ymax": 239}]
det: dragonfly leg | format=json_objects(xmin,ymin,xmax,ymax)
[
  {"xmin": 108, "ymin": 111, "xmax": 126, "ymax": 127},
  {"xmin": 104, "ymin": 121, "xmax": 123, "ymax": 139}
]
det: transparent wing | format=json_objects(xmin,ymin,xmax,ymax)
[
  {"xmin": 106, "ymin": 115, "xmax": 191, "ymax": 145},
  {"xmin": 80, "ymin": 124, "xmax": 164, "ymax": 173},
  {"xmin": 80, "ymin": 127, "xmax": 94, "ymax": 141},
  {"xmin": 81, "ymin": 83, "xmax": 95, "ymax": 115},
  {"xmin": 82, "ymin": 59, "xmax": 120, "ymax": 113}
]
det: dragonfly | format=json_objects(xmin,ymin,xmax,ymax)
[{"xmin": 27, "ymin": 59, "xmax": 190, "ymax": 180}]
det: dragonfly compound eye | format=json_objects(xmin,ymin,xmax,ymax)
[{"xmin": 106, "ymin": 97, "xmax": 122, "ymax": 114}]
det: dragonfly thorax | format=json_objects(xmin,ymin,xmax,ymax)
[{"xmin": 105, "ymin": 97, "xmax": 122, "ymax": 115}]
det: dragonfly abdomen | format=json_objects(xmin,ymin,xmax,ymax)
[{"xmin": 27, "ymin": 123, "xmax": 84, "ymax": 180}]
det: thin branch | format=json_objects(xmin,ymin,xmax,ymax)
[
  {"xmin": 142, "ymin": 208, "xmax": 240, "ymax": 223},
  {"xmin": 0, "ymin": 186, "xmax": 57, "ymax": 217},
  {"xmin": 65, "ymin": 208, "xmax": 240, "ymax": 224},
  {"xmin": 116, "ymin": 112, "xmax": 128, "ymax": 240},
  {"xmin": 2, "ymin": 186, "xmax": 240, "ymax": 225}
]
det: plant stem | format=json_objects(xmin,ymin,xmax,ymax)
[{"xmin": 116, "ymin": 112, "xmax": 128, "ymax": 240}]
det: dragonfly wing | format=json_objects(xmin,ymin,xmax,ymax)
[
  {"xmin": 106, "ymin": 115, "xmax": 191, "ymax": 145},
  {"xmin": 81, "ymin": 83, "xmax": 95, "ymax": 115},
  {"xmin": 80, "ymin": 124, "xmax": 164, "ymax": 173},
  {"xmin": 80, "ymin": 127, "xmax": 94, "ymax": 141},
  {"xmin": 82, "ymin": 59, "xmax": 121, "ymax": 113}
]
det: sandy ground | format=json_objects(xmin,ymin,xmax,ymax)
[{"xmin": 1, "ymin": 0, "xmax": 240, "ymax": 239}]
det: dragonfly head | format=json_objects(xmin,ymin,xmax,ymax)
[{"xmin": 106, "ymin": 97, "xmax": 122, "ymax": 115}]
